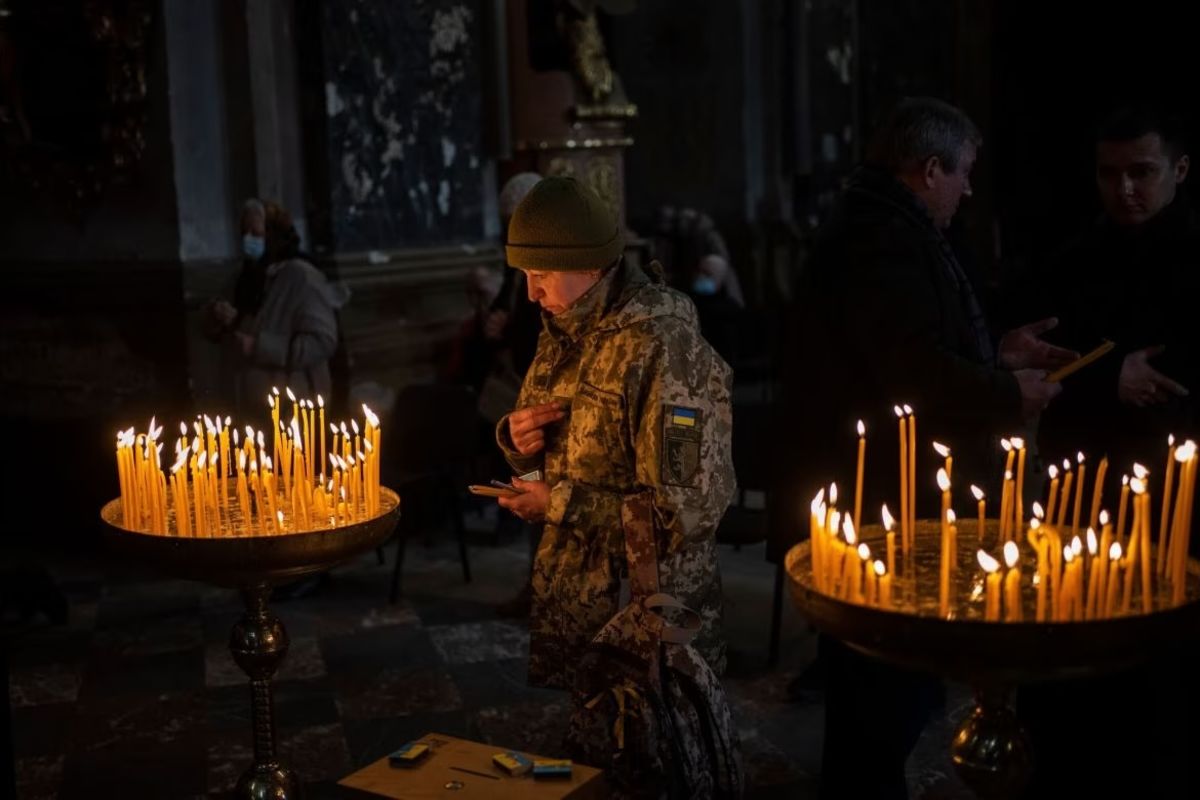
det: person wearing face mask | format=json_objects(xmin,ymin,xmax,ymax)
[
  {"xmin": 209, "ymin": 198, "xmax": 350, "ymax": 415},
  {"xmin": 685, "ymin": 253, "xmax": 743, "ymax": 365}
]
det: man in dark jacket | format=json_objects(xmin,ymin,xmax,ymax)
[
  {"xmin": 782, "ymin": 97, "xmax": 1074, "ymax": 799},
  {"xmin": 1036, "ymin": 107, "xmax": 1196, "ymax": 475}
]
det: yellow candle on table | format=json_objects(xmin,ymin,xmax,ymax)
[
  {"xmin": 810, "ymin": 490, "xmax": 826, "ymax": 590},
  {"xmin": 895, "ymin": 406, "xmax": 909, "ymax": 551},
  {"xmin": 999, "ymin": 470, "xmax": 1013, "ymax": 543},
  {"xmin": 882, "ymin": 504, "xmax": 897, "ymax": 578},
  {"xmin": 876, "ymin": 561, "xmax": 892, "ymax": 609},
  {"xmin": 1003, "ymin": 540, "xmax": 1022, "ymax": 622},
  {"xmin": 854, "ymin": 420, "xmax": 866, "ymax": 533},
  {"xmin": 904, "ymin": 405, "xmax": 916, "ymax": 546},
  {"xmin": 1060, "ymin": 546, "xmax": 1077, "ymax": 620},
  {"xmin": 1033, "ymin": 528, "xmax": 1048, "ymax": 621},
  {"xmin": 933, "ymin": 441, "xmax": 952, "ymax": 481},
  {"xmin": 1121, "ymin": 478, "xmax": 1146, "ymax": 613},
  {"xmin": 1085, "ymin": 527, "xmax": 1100, "ymax": 619},
  {"xmin": 840, "ymin": 516, "xmax": 857, "ymax": 600},
  {"xmin": 978, "ymin": 550, "xmax": 1001, "ymax": 621},
  {"xmin": 1011, "ymin": 436, "xmax": 1026, "ymax": 540},
  {"xmin": 1057, "ymin": 460, "xmax": 1074, "ymax": 529},
  {"xmin": 318, "ymin": 396, "xmax": 327, "ymax": 490},
  {"xmin": 1159, "ymin": 435, "xmax": 1176, "ymax": 577},
  {"xmin": 1045, "ymin": 464, "xmax": 1060, "ymax": 526},
  {"xmin": 1104, "ymin": 542, "xmax": 1123, "ymax": 617},
  {"xmin": 1139, "ymin": 490, "xmax": 1154, "ymax": 614},
  {"xmin": 1096, "ymin": 511, "xmax": 1112, "ymax": 614},
  {"xmin": 1071, "ymin": 452, "xmax": 1087, "ymax": 538},
  {"xmin": 858, "ymin": 542, "xmax": 872, "ymax": 605},
  {"xmin": 970, "ymin": 485, "xmax": 985, "ymax": 542}
]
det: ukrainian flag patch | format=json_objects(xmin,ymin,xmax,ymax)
[{"xmin": 670, "ymin": 406, "xmax": 697, "ymax": 427}]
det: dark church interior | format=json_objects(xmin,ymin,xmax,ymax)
[{"xmin": 3, "ymin": 1, "xmax": 1199, "ymax": 798}]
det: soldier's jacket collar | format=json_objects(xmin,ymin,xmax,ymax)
[{"xmin": 544, "ymin": 259, "xmax": 695, "ymax": 345}]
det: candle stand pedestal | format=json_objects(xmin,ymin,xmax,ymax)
[
  {"xmin": 100, "ymin": 488, "xmax": 401, "ymax": 800},
  {"xmin": 786, "ymin": 521, "xmax": 1200, "ymax": 800}
]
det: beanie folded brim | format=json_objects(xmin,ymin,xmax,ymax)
[{"xmin": 505, "ymin": 231, "xmax": 624, "ymax": 271}]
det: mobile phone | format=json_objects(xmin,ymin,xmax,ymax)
[
  {"xmin": 388, "ymin": 742, "xmax": 430, "ymax": 767},
  {"xmin": 467, "ymin": 485, "xmax": 520, "ymax": 498}
]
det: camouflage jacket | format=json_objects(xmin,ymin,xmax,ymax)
[{"xmin": 496, "ymin": 259, "xmax": 736, "ymax": 690}]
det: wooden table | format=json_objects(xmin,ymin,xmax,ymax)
[{"xmin": 338, "ymin": 732, "xmax": 608, "ymax": 799}]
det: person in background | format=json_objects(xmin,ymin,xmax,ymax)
[{"xmin": 209, "ymin": 199, "xmax": 349, "ymax": 418}]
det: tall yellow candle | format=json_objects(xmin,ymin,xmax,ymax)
[
  {"xmin": 1085, "ymin": 527, "xmax": 1101, "ymax": 619},
  {"xmin": 810, "ymin": 490, "xmax": 826, "ymax": 591},
  {"xmin": 1104, "ymin": 542, "xmax": 1123, "ymax": 618},
  {"xmin": 858, "ymin": 542, "xmax": 872, "ymax": 605},
  {"xmin": 1139, "ymin": 491, "xmax": 1153, "ymax": 614},
  {"xmin": 1003, "ymin": 540, "xmax": 1022, "ymax": 622},
  {"xmin": 1116, "ymin": 474, "xmax": 1130, "ymax": 548},
  {"xmin": 1045, "ymin": 464, "xmax": 1060, "ymax": 526},
  {"xmin": 882, "ymin": 504, "xmax": 897, "ymax": 578},
  {"xmin": 978, "ymin": 550, "xmax": 1002, "ymax": 621},
  {"xmin": 1158, "ymin": 435, "xmax": 1177, "ymax": 577},
  {"xmin": 999, "ymin": 470, "xmax": 1013, "ymax": 543},
  {"xmin": 1121, "ymin": 478, "xmax": 1146, "ymax": 613},
  {"xmin": 1071, "ymin": 452, "xmax": 1087, "ymax": 538},
  {"xmin": 854, "ymin": 420, "xmax": 866, "ymax": 534},
  {"xmin": 1057, "ymin": 461, "xmax": 1074, "ymax": 529},
  {"xmin": 1096, "ymin": 512, "xmax": 1113, "ymax": 617},
  {"xmin": 318, "ymin": 396, "xmax": 327, "ymax": 486},
  {"xmin": 1034, "ymin": 529, "xmax": 1048, "ymax": 621},
  {"xmin": 1088, "ymin": 456, "xmax": 1108, "ymax": 533},
  {"xmin": 1012, "ymin": 436, "xmax": 1026, "ymax": 540},
  {"xmin": 876, "ymin": 561, "xmax": 892, "ymax": 609},
  {"xmin": 971, "ymin": 485, "xmax": 985, "ymax": 542},
  {"xmin": 933, "ymin": 441, "xmax": 952, "ymax": 482},
  {"xmin": 904, "ymin": 405, "xmax": 916, "ymax": 545},
  {"xmin": 895, "ymin": 406, "xmax": 909, "ymax": 551}
]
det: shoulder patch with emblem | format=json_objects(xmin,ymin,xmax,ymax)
[{"xmin": 662, "ymin": 404, "xmax": 702, "ymax": 487}]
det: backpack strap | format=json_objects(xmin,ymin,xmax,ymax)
[{"xmin": 621, "ymin": 492, "xmax": 702, "ymax": 646}]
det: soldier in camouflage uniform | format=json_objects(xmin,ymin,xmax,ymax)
[{"xmin": 494, "ymin": 176, "xmax": 736, "ymax": 692}]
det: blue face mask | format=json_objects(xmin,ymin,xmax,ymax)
[
  {"xmin": 243, "ymin": 234, "xmax": 265, "ymax": 260},
  {"xmin": 691, "ymin": 276, "xmax": 718, "ymax": 296}
]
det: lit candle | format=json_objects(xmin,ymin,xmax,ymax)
[
  {"xmin": 971, "ymin": 485, "xmax": 985, "ymax": 542},
  {"xmin": 1011, "ymin": 436, "xmax": 1026, "ymax": 540},
  {"xmin": 933, "ymin": 441, "xmax": 952, "ymax": 481},
  {"xmin": 882, "ymin": 503, "xmax": 897, "ymax": 578},
  {"xmin": 810, "ymin": 489, "xmax": 826, "ymax": 590},
  {"xmin": 1072, "ymin": 452, "xmax": 1087, "ymax": 538},
  {"xmin": 999, "ymin": 469, "xmax": 1014, "ymax": 543},
  {"xmin": 1088, "ymin": 456, "xmax": 1108, "ymax": 534},
  {"xmin": 1032, "ymin": 521, "xmax": 1047, "ymax": 621},
  {"xmin": 895, "ymin": 406, "xmax": 908, "ymax": 550},
  {"xmin": 858, "ymin": 542, "xmax": 873, "ymax": 605},
  {"xmin": 1104, "ymin": 542, "xmax": 1123, "ymax": 617},
  {"xmin": 978, "ymin": 550, "xmax": 1001, "ymax": 621},
  {"xmin": 1158, "ymin": 435, "xmax": 1176, "ymax": 577},
  {"xmin": 1003, "ymin": 540, "xmax": 1022, "ymax": 622},
  {"xmin": 1170, "ymin": 441, "xmax": 1198, "ymax": 605},
  {"xmin": 1121, "ymin": 478, "xmax": 1146, "ymax": 613},
  {"xmin": 874, "ymin": 560, "xmax": 890, "ymax": 609},
  {"xmin": 318, "ymin": 395, "xmax": 327, "ymax": 495},
  {"xmin": 1062, "ymin": 545, "xmax": 1078, "ymax": 621},
  {"xmin": 1057, "ymin": 459, "xmax": 1074, "ymax": 529},
  {"xmin": 1045, "ymin": 464, "xmax": 1060, "ymax": 525},
  {"xmin": 854, "ymin": 420, "xmax": 866, "ymax": 534},
  {"xmin": 904, "ymin": 404, "xmax": 916, "ymax": 545},
  {"xmin": 841, "ymin": 516, "xmax": 858, "ymax": 601},
  {"xmin": 940, "ymin": 507, "xmax": 957, "ymax": 618},
  {"xmin": 1085, "ymin": 526, "xmax": 1100, "ymax": 619}
]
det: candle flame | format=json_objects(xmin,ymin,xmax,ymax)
[
  {"xmin": 856, "ymin": 419, "xmax": 865, "ymax": 437},
  {"xmin": 971, "ymin": 484, "xmax": 984, "ymax": 501},
  {"xmin": 1063, "ymin": 459, "xmax": 1072, "ymax": 471},
  {"xmin": 1030, "ymin": 518, "xmax": 1041, "ymax": 531},
  {"xmin": 1032, "ymin": 573, "xmax": 1041, "ymax": 586},
  {"xmin": 1032, "ymin": 501, "xmax": 1044, "ymax": 519},
  {"xmin": 1077, "ymin": 451, "xmax": 1085, "ymax": 464},
  {"xmin": 841, "ymin": 515, "xmax": 855, "ymax": 545},
  {"xmin": 933, "ymin": 441, "xmax": 950, "ymax": 457},
  {"xmin": 1064, "ymin": 545, "xmax": 1075, "ymax": 563},
  {"xmin": 881, "ymin": 504, "xmax": 895, "ymax": 531},
  {"xmin": 894, "ymin": 405, "xmax": 904, "ymax": 418},
  {"xmin": 239, "ymin": 451, "xmax": 247, "ymax": 469},
  {"xmin": 946, "ymin": 508, "xmax": 957, "ymax": 524},
  {"xmin": 1010, "ymin": 436, "xmax": 1025, "ymax": 449},
  {"xmin": 341, "ymin": 487, "xmax": 347, "ymax": 500},
  {"xmin": 1001, "ymin": 438, "xmax": 1012, "ymax": 452},
  {"xmin": 812, "ymin": 487, "xmax": 826, "ymax": 507},
  {"xmin": 1122, "ymin": 474, "xmax": 1129, "ymax": 486},
  {"xmin": 829, "ymin": 482, "xmax": 839, "ymax": 506},
  {"xmin": 1005, "ymin": 469, "xmax": 1013, "ymax": 481},
  {"xmin": 277, "ymin": 510, "xmax": 284, "ymax": 524},
  {"xmin": 197, "ymin": 452, "xmax": 207, "ymax": 469},
  {"xmin": 857, "ymin": 543, "xmax": 870, "ymax": 561},
  {"xmin": 1087, "ymin": 527, "xmax": 1098, "ymax": 555},
  {"xmin": 1109, "ymin": 541, "xmax": 1122, "ymax": 560},
  {"xmin": 257, "ymin": 431, "xmax": 265, "ymax": 448},
  {"xmin": 179, "ymin": 421, "xmax": 188, "ymax": 436},
  {"xmin": 328, "ymin": 479, "xmax": 335, "ymax": 492},
  {"xmin": 318, "ymin": 394, "xmax": 325, "ymax": 408},
  {"xmin": 263, "ymin": 455, "xmax": 272, "ymax": 470},
  {"xmin": 1003, "ymin": 540, "xmax": 1019, "ymax": 568},
  {"xmin": 351, "ymin": 419, "xmax": 360, "ymax": 435},
  {"xmin": 1168, "ymin": 433, "xmax": 1175, "ymax": 446},
  {"xmin": 363, "ymin": 404, "xmax": 380, "ymax": 428},
  {"xmin": 1133, "ymin": 462, "xmax": 1148, "ymax": 479},
  {"xmin": 874, "ymin": 560, "xmax": 886, "ymax": 577},
  {"xmin": 902, "ymin": 403, "xmax": 913, "ymax": 415},
  {"xmin": 330, "ymin": 423, "xmax": 339, "ymax": 434},
  {"xmin": 1048, "ymin": 464, "xmax": 1058, "ymax": 479},
  {"xmin": 286, "ymin": 387, "xmax": 296, "ymax": 402},
  {"xmin": 1100, "ymin": 509, "xmax": 1110, "ymax": 525},
  {"xmin": 232, "ymin": 429, "xmax": 240, "ymax": 447},
  {"xmin": 224, "ymin": 416, "xmax": 231, "ymax": 426},
  {"xmin": 937, "ymin": 468, "xmax": 951, "ymax": 492},
  {"xmin": 364, "ymin": 440, "xmax": 374, "ymax": 453},
  {"xmin": 1131, "ymin": 477, "xmax": 1146, "ymax": 494},
  {"xmin": 977, "ymin": 550, "xmax": 1000, "ymax": 573},
  {"xmin": 251, "ymin": 461, "xmax": 258, "ymax": 472},
  {"xmin": 1071, "ymin": 536, "xmax": 1083, "ymax": 556},
  {"xmin": 1176, "ymin": 440, "xmax": 1197, "ymax": 462},
  {"xmin": 272, "ymin": 386, "xmax": 280, "ymax": 395},
  {"xmin": 340, "ymin": 422, "xmax": 349, "ymax": 436},
  {"xmin": 268, "ymin": 394, "xmax": 275, "ymax": 408}
]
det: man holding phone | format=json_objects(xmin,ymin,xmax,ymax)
[{"xmin": 490, "ymin": 176, "xmax": 736, "ymax": 694}]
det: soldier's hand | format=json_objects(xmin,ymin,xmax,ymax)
[
  {"xmin": 497, "ymin": 477, "xmax": 550, "ymax": 522},
  {"xmin": 1015, "ymin": 368, "xmax": 1062, "ymax": 420},
  {"xmin": 508, "ymin": 402, "xmax": 566, "ymax": 456},
  {"xmin": 1118, "ymin": 346, "xmax": 1189, "ymax": 407}
]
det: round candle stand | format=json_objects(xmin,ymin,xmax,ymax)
[
  {"xmin": 786, "ymin": 520, "xmax": 1200, "ymax": 800},
  {"xmin": 100, "ymin": 488, "xmax": 401, "ymax": 800}
]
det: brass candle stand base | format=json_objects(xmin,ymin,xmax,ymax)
[
  {"xmin": 786, "ymin": 521, "xmax": 1200, "ymax": 799},
  {"xmin": 100, "ymin": 489, "xmax": 401, "ymax": 800}
]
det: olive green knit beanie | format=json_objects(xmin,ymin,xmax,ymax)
[{"xmin": 505, "ymin": 176, "xmax": 623, "ymax": 271}]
